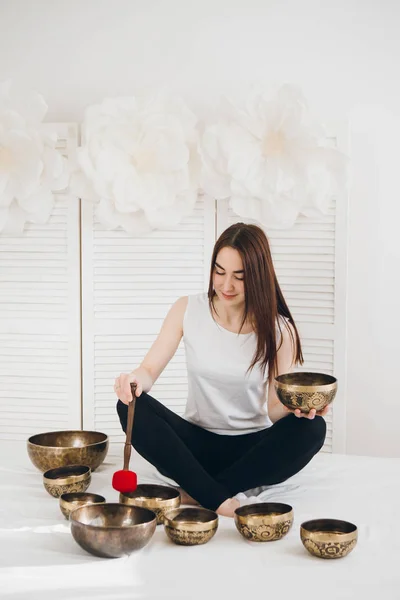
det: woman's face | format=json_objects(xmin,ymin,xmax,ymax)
[{"xmin": 213, "ymin": 246, "xmax": 245, "ymax": 306}]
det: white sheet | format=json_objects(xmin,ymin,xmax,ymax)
[{"xmin": 1, "ymin": 441, "xmax": 399, "ymax": 600}]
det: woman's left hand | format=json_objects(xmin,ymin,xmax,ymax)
[{"xmin": 292, "ymin": 405, "xmax": 330, "ymax": 419}]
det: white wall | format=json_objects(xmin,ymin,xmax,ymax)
[{"xmin": 1, "ymin": 0, "xmax": 399, "ymax": 457}]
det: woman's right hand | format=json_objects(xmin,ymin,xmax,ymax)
[{"xmin": 114, "ymin": 372, "xmax": 142, "ymax": 405}]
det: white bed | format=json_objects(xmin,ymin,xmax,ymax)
[{"xmin": 1, "ymin": 440, "xmax": 399, "ymax": 600}]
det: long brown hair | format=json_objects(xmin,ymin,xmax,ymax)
[{"xmin": 208, "ymin": 223, "xmax": 303, "ymax": 382}]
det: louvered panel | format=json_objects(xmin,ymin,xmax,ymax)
[
  {"xmin": 299, "ymin": 338, "xmax": 334, "ymax": 372},
  {"xmin": 92, "ymin": 202, "xmax": 210, "ymax": 321},
  {"xmin": 0, "ymin": 124, "xmax": 81, "ymax": 440},
  {"xmin": 294, "ymin": 338, "xmax": 334, "ymax": 452},
  {"xmin": 82, "ymin": 197, "xmax": 215, "ymax": 445},
  {"xmin": 0, "ymin": 204, "xmax": 69, "ymax": 320},
  {"xmin": 0, "ymin": 333, "xmax": 71, "ymax": 440},
  {"xmin": 226, "ymin": 203, "xmax": 336, "ymax": 327}
]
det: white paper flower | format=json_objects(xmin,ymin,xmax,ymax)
[
  {"xmin": 0, "ymin": 81, "xmax": 69, "ymax": 235},
  {"xmin": 201, "ymin": 85, "xmax": 345, "ymax": 228},
  {"xmin": 73, "ymin": 92, "xmax": 200, "ymax": 235}
]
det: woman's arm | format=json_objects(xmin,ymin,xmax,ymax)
[
  {"xmin": 267, "ymin": 323, "xmax": 297, "ymax": 423},
  {"xmin": 267, "ymin": 322, "xmax": 330, "ymax": 423},
  {"xmin": 115, "ymin": 296, "xmax": 188, "ymax": 404}
]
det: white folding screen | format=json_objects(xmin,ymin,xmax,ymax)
[
  {"xmin": 81, "ymin": 196, "xmax": 215, "ymax": 450},
  {"xmin": 215, "ymin": 128, "xmax": 348, "ymax": 453},
  {"xmin": 0, "ymin": 124, "xmax": 81, "ymax": 440}
]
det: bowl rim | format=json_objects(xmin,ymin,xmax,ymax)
[
  {"xmin": 234, "ymin": 502, "xmax": 294, "ymax": 520},
  {"xmin": 69, "ymin": 502, "xmax": 157, "ymax": 529},
  {"xmin": 59, "ymin": 492, "xmax": 106, "ymax": 505},
  {"xmin": 300, "ymin": 518, "xmax": 357, "ymax": 535},
  {"xmin": 120, "ymin": 483, "xmax": 181, "ymax": 503},
  {"xmin": 28, "ymin": 430, "xmax": 109, "ymax": 448},
  {"xmin": 163, "ymin": 506, "xmax": 218, "ymax": 528},
  {"xmin": 43, "ymin": 464, "xmax": 91, "ymax": 482},
  {"xmin": 274, "ymin": 372, "xmax": 337, "ymax": 391}
]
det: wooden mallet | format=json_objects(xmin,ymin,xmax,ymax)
[{"xmin": 112, "ymin": 383, "xmax": 138, "ymax": 493}]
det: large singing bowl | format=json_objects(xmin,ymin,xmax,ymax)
[
  {"xmin": 70, "ymin": 503, "xmax": 157, "ymax": 558},
  {"xmin": 27, "ymin": 430, "xmax": 109, "ymax": 472}
]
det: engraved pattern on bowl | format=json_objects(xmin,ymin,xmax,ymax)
[
  {"xmin": 302, "ymin": 538, "xmax": 357, "ymax": 558},
  {"xmin": 45, "ymin": 480, "xmax": 91, "ymax": 498},
  {"xmin": 237, "ymin": 519, "xmax": 293, "ymax": 542},
  {"xmin": 164, "ymin": 525, "xmax": 217, "ymax": 545}
]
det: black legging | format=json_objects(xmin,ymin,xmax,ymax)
[{"xmin": 117, "ymin": 392, "xmax": 326, "ymax": 511}]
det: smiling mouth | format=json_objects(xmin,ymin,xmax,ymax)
[{"xmin": 222, "ymin": 293, "xmax": 236, "ymax": 298}]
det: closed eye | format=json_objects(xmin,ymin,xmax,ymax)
[{"xmin": 215, "ymin": 270, "xmax": 244, "ymax": 281}]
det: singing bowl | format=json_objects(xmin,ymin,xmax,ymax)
[
  {"xmin": 300, "ymin": 519, "xmax": 358, "ymax": 559},
  {"xmin": 59, "ymin": 492, "xmax": 106, "ymax": 520},
  {"xmin": 27, "ymin": 430, "xmax": 109, "ymax": 472},
  {"xmin": 43, "ymin": 465, "xmax": 91, "ymax": 498},
  {"xmin": 234, "ymin": 502, "xmax": 294, "ymax": 542},
  {"xmin": 70, "ymin": 503, "xmax": 157, "ymax": 558},
  {"xmin": 120, "ymin": 484, "xmax": 181, "ymax": 525},
  {"xmin": 274, "ymin": 372, "xmax": 337, "ymax": 414},
  {"xmin": 164, "ymin": 507, "xmax": 218, "ymax": 546}
]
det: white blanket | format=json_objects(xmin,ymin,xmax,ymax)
[{"xmin": 1, "ymin": 441, "xmax": 399, "ymax": 600}]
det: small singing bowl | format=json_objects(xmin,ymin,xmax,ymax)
[
  {"xmin": 59, "ymin": 492, "xmax": 106, "ymax": 520},
  {"xmin": 119, "ymin": 484, "xmax": 181, "ymax": 525},
  {"xmin": 300, "ymin": 519, "xmax": 358, "ymax": 559},
  {"xmin": 27, "ymin": 430, "xmax": 109, "ymax": 472},
  {"xmin": 274, "ymin": 372, "xmax": 337, "ymax": 414},
  {"xmin": 164, "ymin": 507, "xmax": 218, "ymax": 546},
  {"xmin": 70, "ymin": 503, "xmax": 157, "ymax": 558},
  {"xmin": 43, "ymin": 465, "xmax": 91, "ymax": 498},
  {"xmin": 234, "ymin": 502, "xmax": 294, "ymax": 542}
]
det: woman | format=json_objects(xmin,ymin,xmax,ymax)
[{"xmin": 115, "ymin": 223, "xmax": 328, "ymax": 518}]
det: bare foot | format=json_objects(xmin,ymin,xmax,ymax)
[
  {"xmin": 178, "ymin": 488, "xmax": 200, "ymax": 506},
  {"xmin": 216, "ymin": 498, "xmax": 240, "ymax": 518}
]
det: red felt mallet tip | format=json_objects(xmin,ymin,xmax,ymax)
[
  {"xmin": 112, "ymin": 383, "xmax": 138, "ymax": 494},
  {"xmin": 112, "ymin": 469, "xmax": 137, "ymax": 494}
]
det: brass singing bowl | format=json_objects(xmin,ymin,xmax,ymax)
[
  {"xmin": 164, "ymin": 507, "xmax": 218, "ymax": 546},
  {"xmin": 274, "ymin": 372, "xmax": 337, "ymax": 414},
  {"xmin": 59, "ymin": 492, "xmax": 106, "ymax": 520},
  {"xmin": 120, "ymin": 484, "xmax": 181, "ymax": 525},
  {"xmin": 43, "ymin": 465, "xmax": 91, "ymax": 498},
  {"xmin": 27, "ymin": 430, "xmax": 109, "ymax": 472},
  {"xmin": 300, "ymin": 519, "xmax": 358, "ymax": 559},
  {"xmin": 70, "ymin": 503, "xmax": 157, "ymax": 558},
  {"xmin": 234, "ymin": 502, "xmax": 294, "ymax": 542}
]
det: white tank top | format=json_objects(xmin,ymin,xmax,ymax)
[{"xmin": 182, "ymin": 292, "xmax": 273, "ymax": 435}]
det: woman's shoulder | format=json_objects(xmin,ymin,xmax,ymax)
[
  {"xmin": 165, "ymin": 296, "xmax": 188, "ymax": 323},
  {"xmin": 173, "ymin": 295, "xmax": 189, "ymax": 314},
  {"xmin": 186, "ymin": 291, "xmax": 208, "ymax": 307},
  {"xmin": 276, "ymin": 316, "xmax": 295, "ymax": 340},
  {"xmin": 276, "ymin": 317, "xmax": 296, "ymax": 355},
  {"xmin": 172, "ymin": 292, "xmax": 207, "ymax": 315}
]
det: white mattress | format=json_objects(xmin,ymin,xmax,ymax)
[{"xmin": 1, "ymin": 440, "xmax": 399, "ymax": 600}]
